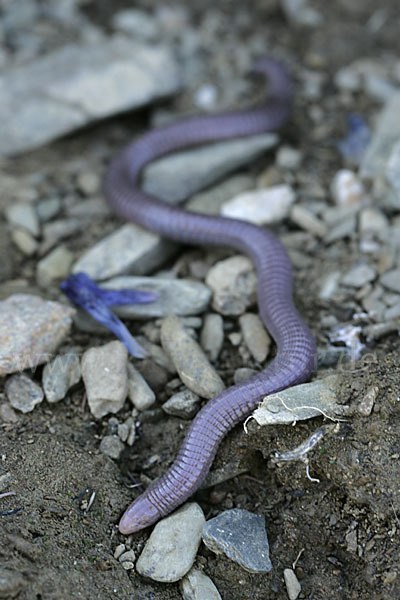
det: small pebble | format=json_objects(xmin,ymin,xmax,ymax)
[
  {"xmin": 276, "ymin": 146, "xmax": 302, "ymax": 170},
  {"xmin": 358, "ymin": 386, "xmax": 378, "ymax": 416},
  {"xmin": 380, "ymin": 268, "xmax": 400, "ymax": 293},
  {"xmin": 162, "ymin": 388, "xmax": 201, "ymax": 419},
  {"xmin": 330, "ymin": 170, "xmax": 366, "ymax": 206},
  {"xmin": 36, "ymin": 245, "xmax": 74, "ymax": 287},
  {"xmin": 81, "ymin": 341, "xmax": 128, "ymax": 419},
  {"xmin": 239, "ymin": 313, "xmax": 271, "ymax": 362},
  {"xmin": 127, "ymin": 363, "xmax": 156, "ymax": 411},
  {"xmin": 11, "ymin": 228, "xmax": 38, "ymax": 256},
  {"xmin": 5, "ymin": 373, "xmax": 44, "ymax": 413},
  {"xmin": 36, "ymin": 197, "xmax": 62, "ymax": 222},
  {"xmin": 161, "ymin": 316, "xmax": 224, "ymax": 399},
  {"xmin": 284, "ymin": 568, "xmax": 301, "ymax": 600},
  {"xmin": 221, "ymin": 184, "xmax": 295, "ymax": 225},
  {"xmin": 99, "ymin": 435, "xmax": 124, "ymax": 459},
  {"xmin": 290, "ymin": 205, "xmax": 327, "ymax": 238},
  {"xmin": 76, "ymin": 171, "xmax": 100, "ymax": 196},
  {"xmin": 136, "ymin": 503, "xmax": 205, "ymax": 582},
  {"xmin": 180, "ymin": 568, "xmax": 222, "ymax": 600},
  {"xmin": 114, "ymin": 544, "xmax": 126, "ymax": 560},
  {"xmin": 6, "ymin": 202, "xmax": 40, "ymax": 236},
  {"xmin": 42, "ymin": 351, "xmax": 81, "ymax": 403},
  {"xmin": 200, "ymin": 313, "xmax": 224, "ymax": 361},
  {"xmin": 202, "ymin": 509, "xmax": 272, "ymax": 573},
  {"xmin": 118, "ymin": 549, "xmax": 136, "ymax": 563},
  {"xmin": 234, "ymin": 367, "xmax": 257, "ymax": 384},
  {"xmin": 206, "ymin": 255, "xmax": 257, "ymax": 316}
]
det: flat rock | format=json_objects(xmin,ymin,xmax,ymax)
[
  {"xmin": 252, "ymin": 374, "xmax": 345, "ymax": 426},
  {"xmin": 135, "ymin": 503, "xmax": 205, "ymax": 582},
  {"xmin": 81, "ymin": 341, "xmax": 128, "ymax": 419},
  {"xmin": 180, "ymin": 568, "xmax": 222, "ymax": 600},
  {"xmin": 5, "ymin": 373, "xmax": 44, "ymax": 413},
  {"xmin": 162, "ymin": 388, "xmax": 201, "ymax": 419},
  {"xmin": 341, "ymin": 263, "xmax": 377, "ymax": 288},
  {"xmin": 102, "ymin": 275, "xmax": 211, "ymax": 318},
  {"xmin": 202, "ymin": 509, "xmax": 272, "ymax": 573},
  {"xmin": 72, "ymin": 224, "xmax": 176, "ymax": 280},
  {"xmin": 0, "ymin": 35, "xmax": 180, "ymax": 155},
  {"xmin": 142, "ymin": 134, "xmax": 278, "ymax": 204},
  {"xmin": 161, "ymin": 316, "xmax": 224, "ymax": 399},
  {"xmin": 0, "ymin": 294, "xmax": 75, "ymax": 375},
  {"xmin": 42, "ymin": 351, "xmax": 81, "ymax": 403},
  {"xmin": 205, "ymin": 256, "xmax": 257, "ymax": 316},
  {"xmin": 221, "ymin": 184, "xmax": 295, "ymax": 224}
]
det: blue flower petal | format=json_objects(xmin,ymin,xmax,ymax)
[
  {"xmin": 60, "ymin": 272, "xmax": 156, "ymax": 359},
  {"xmin": 337, "ymin": 113, "xmax": 371, "ymax": 164}
]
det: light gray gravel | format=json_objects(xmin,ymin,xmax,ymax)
[
  {"xmin": 205, "ymin": 255, "xmax": 257, "ymax": 316},
  {"xmin": 221, "ymin": 184, "xmax": 295, "ymax": 225},
  {"xmin": 180, "ymin": 568, "xmax": 222, "ymax": 600},
  {"xmin": 127, "ymin": 363, "xmax": 156, "ymax": 411},
  {"xmin": 162, "ymin": 388, "xmax": 201, "ymax": 419},
  {"xmin": 99, "ymin": 435, "xmax": 125, "ymax": 460},
  {"xmin": 42, "ymin": 351, "xmax": 81, "ymax": 403},
  {"xmin": 200, "ymin": 313, "xmax": 224, "ymax": 362},
  {"xmin": 239, "ymin": 313, "xmax": 271, "ymax": 363}
]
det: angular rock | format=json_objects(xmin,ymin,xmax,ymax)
[
  {"xmin": 5, "ymin": 373, "xmax": 44, "ymax": 413},
  {"xmin": 99, "ymin": 435, "xmax": 125, "ymax": 459},
  {"xmin": 205, "ymin": 256, "xmax": 257, "ymax": 316},
  {"xmin": 161, "ymin": 316, "xmax": 224, "ymax": 399},
  {"xmin": 102, "ymin": 275, "xmax": 211, "ymax": 318},
  {"xmin": 162, "ymin": 388, "xmax": 201, "ymax": 419},
  {"xmin": 142, "ymin": 134, "xmax": 278, "ymax": 204},
  {"xmin": 381, "ymin": 268, "xmax": 400, "ymax": 293},
  {"xmin": 341, "ymin": 263, "xmax": 376, "ymax": 288},
  {"xmin": 72, "ymin": 224, "xmax": 176, "ymax": 280},
  {"xmin": 0, "ymin": 294, "xmax": 75, "ymax": 375},
  {"xmin": 36, "ymin": 245, "xmax": 74, "ymax": 287},
  {"xmin": 136, "ymin": 503, "xmax": 205, "ymax": 582},
  {"xmin": 81, "ymin": 341, "xmax": 128, "ymax": 419},
  {"xmin": 0, "ymin": 35, "xmax": 180, "ymax": 155},
  {"xmin": 202, "ymin": 509, "xmax": 272, "ymax": 573},
  {"xmin": 42, "ymin": 351, "xmax": 81, "ymax": 403},
  {"xmin": 5, "ymin": 203, "xmax": 40, "ymax": 236}
]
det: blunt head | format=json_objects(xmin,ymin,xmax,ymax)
[{"xmin": 119, "ymin": 494, "xmax": 162, "ymax": 535}]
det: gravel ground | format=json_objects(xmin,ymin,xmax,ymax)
[{"xmin": 1, "ymin": 1, "xmax": 400, "ymax": 599}]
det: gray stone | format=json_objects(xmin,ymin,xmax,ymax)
[
  {"xmin": 112, "ymin": 9, "xmax": 160, "ymax": 41},
  {"xmin": 5, "ymin": 203, "xmax": 40, "ymax": 237},
  {"xmin": 221, "ymin": 184, "xmax": 295, "ymax": 225},
  {"xmin": 0, "ymin": 294, "xmax": 75, "ymax": 375},
  {"xmin": 5, "ymin": 373, "xmax": 44, "ymax": 413},
  {"xmin": 360, "ymin": 92, "xmax": 400, "ymax": 179},
  {"xmin": 187, "ymin": 175, "xmax": 254, "ymax": 215},
  {"xmin": 284, "ymin": 568, "xmax": 301, "ymax": 600},
  {"xmin": 41, "ymin": 218, "xmax": 86, "ymax": 254},
  {"xmin": 381, "ymin": 268, "xmax": 400, "ymax": 293},
  {"xmin": 205, "ymin": 255, "xmax": 257, "ymax": 316},
  {"xmin": 161, "ymin": 316, "xmax": 224, "ymax": 399},
  {"xmin": 341, "ymin": 263, "xmax": 376, "ymax": 288},
  {"xmin": 81, "ymin": 341, "xmax": 128, "ymax": 419},
  {"xmin": 359, "ymin": 207, "xmax": 389, "ymax": 235},
  {"xmin": 103, "ymin": 275, "xmax": 211, "ymax": 318},
  {"xmin": 200, "ymin": 313, "xmax": 224, "ymax": 361},
  {"xmin": 11, "ymin": 228, "xmax": 38, "ymax": 256},
  {"xmin": 76, "ymin": 171, "xmax": 100, "ymax": 196},
  {"xmin": 202, "ymin": 509, "xmax": 272, "ymax": 573},
  {"xmin": 36, "ymin": 197, "xmax": 62, "ymax": 222},
  {"xmin": 324, "ymin": 216, "xmax": 357, "ymax": 244},
  {"xmin": 239, "ymin": 313, "xmax": 271, "ymax": 363},
  {"xmin": 99, "ymin": 435, "xmax": 125, "ymax": 459},
  {"xmin": 290, "ymin": 205, "xmax": 327, "ymax": 238},
  {"xmin": 162, "ymin": 388, "xmax": 201, "ymax": 419},
  {"xmin": 72, "ymin": 224, "xmax": 176, "ymax": 280},
  {"xmin": 234, "ymin": 367, "xmax": 257, "ymax": 384},
  {"xmin": 127, "ymin": 363, "xmax": 156, "ymax": 411},
  {"xmin": 142, "ymin": 134, "xmax": 278, "ymax": 204},
  {"xmin": 180, "ymin": 568, "xmax": 222, "ymax": 600},
  {"xmin": 42, "ymin": 351, "xmax": 81, "ymax": 403},
  {"xmin": 0, "ymin": 35, "xmax": 180, "ymax": 155},
  {"xmin": 252, "ymin": 375, "xmax": 345, "ymax": 425},
  {"xmin": 36, "ymin": 245, "xmax": 74, "ymax": 287},
  {"xmin": 136, "ymin": 503, "xmax": 205, "ymax": 582}
]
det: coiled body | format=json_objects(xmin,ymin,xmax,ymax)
[{"xmin": 104, "ymin": 58, "xmax": 317, "ymax": 534}]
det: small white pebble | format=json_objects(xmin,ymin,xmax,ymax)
[
  {"xmin": 119, "ymin": 549, "xmax": 136, "ymax": 563},
  {"xmin": 284, "ymin": 568, "xmax": 301, "ymax": 600},
  {"xmin": 114, "ymin": 544, "xmax": 126, "ymax": 560},
  {"xmin": 330, "ymin": 169, "xmax": 366, "ymax": 206},
  {"xmin": 121, "ymin": 561, "xmax": 134, "ymax": 570}
]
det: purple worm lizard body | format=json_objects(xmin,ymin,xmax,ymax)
[{"xmin": 103, "ymin": 58, "xmax": 317, "ymax": 535}]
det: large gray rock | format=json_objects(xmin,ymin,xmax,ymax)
[{"xmin": 0, "ymin": 35, "xmax": 180, "ymax": 155}]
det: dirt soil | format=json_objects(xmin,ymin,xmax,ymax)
[{"xmin": 1, "ymin": 1, "xmax": 400, "ymax": 599}]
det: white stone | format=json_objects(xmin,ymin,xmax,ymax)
[
  {"xmin": 220, "ymin": 184, "xmax": 295, "ymax": 225},
  {"xmin": 330, "ymin": 170, "xmax": 366, "ymax": 206}
]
